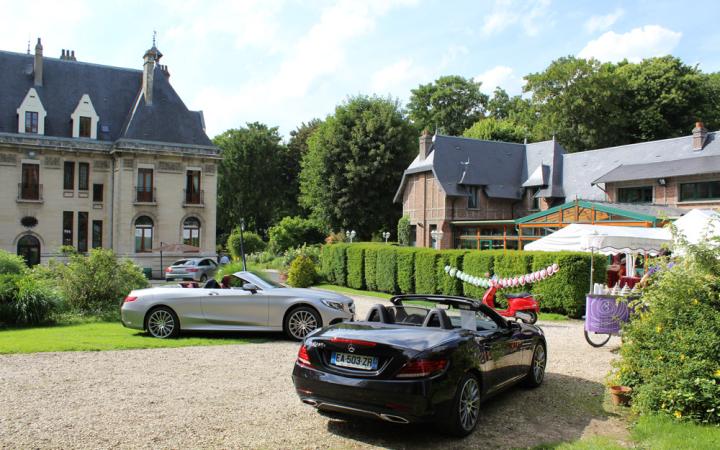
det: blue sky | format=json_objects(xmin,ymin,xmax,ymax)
[{"xmin": 2, "ymin": 0, "xmax": 719, "ymax": 139}]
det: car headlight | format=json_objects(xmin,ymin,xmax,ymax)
[{"xmin": 321, "ymin": 299, "xmax": 344, "ymax": 310}]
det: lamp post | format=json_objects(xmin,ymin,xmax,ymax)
[
  {"xmin": 345, "ymin": 230, "xmax": 356, "ymax": 243},
  {"xmin": 382, "ymin": 231, "xmax": 390, "ymax": 243},
  {"xmin": 430, "ymin": 229, "xmax": 443, "ymax": 250},
  {"xmin": 239, "ymin": 218, "xmax": 247, "ymax": 272},
  {"xmin": 159, "ymin": 241, "xmax": 164, "ymax": 280}
]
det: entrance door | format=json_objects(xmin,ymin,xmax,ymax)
[{"xmin": 17, "ymin": 235, "xmax": 41, "ymax": 266}]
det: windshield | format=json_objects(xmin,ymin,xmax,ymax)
[
  {"xmin": 391, "ymin": 299, "xmax": 501, "ymax": 331},
  {"xmin": 173, "ymin": 259, "xmax": 192, "ymax": 266}
]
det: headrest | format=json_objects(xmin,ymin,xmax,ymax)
[
  {"xmin": 365, "ymin": 304, "xmax": 395, "ymax": 324},
  {"xmin": 422, "ymin": 308, "xmax": 453, "ymax": 329}
]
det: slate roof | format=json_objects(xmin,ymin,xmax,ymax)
[
  {"xmin": 592, "ymin": 154, "xmax": 720, "ymax": 184},
  {"xmin": 0, "ymin": 49, "xmax": 214, "ymax": 148}
]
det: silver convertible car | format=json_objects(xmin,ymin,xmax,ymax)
[{"xmin": 121, "ymin": 271, "xmax": 355, "ymax": 340}]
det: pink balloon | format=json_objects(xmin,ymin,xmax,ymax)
[
  {"xmin": 540, "ymin": 269, "xmax": 547, "ymax": 279},
  {"xmin": 513, "ymin": 277, "xmax": 519, "ymax": 287}
]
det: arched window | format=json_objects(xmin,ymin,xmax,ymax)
[
  {"xmin": 17, "ymin": 235, "xmax": 41, "ymax": 266},
  {"xmin": 182, "ymin": 217, "xmax": 200, "ymax": 248},
  {"xmin": 135, "ymin": 216, "xmax": 153, "ymax": 252}
]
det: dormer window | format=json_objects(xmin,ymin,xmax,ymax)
[
  {"xmin": 25, "ymin": 112, "xmax": 39, "ymax": 133},
  {"xmin": 70, "ymin": 94, "xmax": 99, "ymax": 139}
]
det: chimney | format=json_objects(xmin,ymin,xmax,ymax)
[
  {"xmin": 142, "ymin": 45, "xmax": 162, "ymax": 106},
  {"xmin": 33, "ymin": 38, "xmax": 43, "ymax": 86},
  {"xmin": 692, "ymin": 121, "xmax": 707, "ymax": 151},
  {"xmin": 61, "ymin": 49, "xmax": 66, "ymax": 60},
  {"xmin": 419, "ymin": 129, "xmax": 433, "ymax": 160},
  {"xmin": 70, "ymin": 50, "xmax": 76, "ymax": 61}
]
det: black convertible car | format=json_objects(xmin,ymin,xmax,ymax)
[{"xmin": 292, "ymin": 295, "xmax": 547, "ymax": 436}]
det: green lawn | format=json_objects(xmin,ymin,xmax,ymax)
[
  {"xmin": 0, "ymin": 320, "xmax": 259, "ymax": 354},
  {"xmin": 313, "ymin": 284, "xmax": 568, "ymax": 321}
]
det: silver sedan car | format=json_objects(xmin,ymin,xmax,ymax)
[
  {"xmin": 164, "ymin": 258, "xmax": 218, "ymax": 282},
  {"xmin": 121, "ymin": 271, "xmax": 354, "ymax": 340}
]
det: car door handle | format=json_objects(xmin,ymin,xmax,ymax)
[{"xmin": 208, "ymin": 292, "xmax": 219, "ymax": 296}]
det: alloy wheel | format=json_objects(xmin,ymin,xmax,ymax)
[
  {"xmin": 288, "ymin": 310, "xmax": 318, "ymax": 339},
  {"xmin": 533, "ymin": 346, "xmax": 546, "ymax": 384},
  {"xmin": 148, "ymin": 309, "xmax": 175, "ymax": 338},
  {"xmin": 458, "ymin": 377, "xmax": 480, "ymax": 431}
]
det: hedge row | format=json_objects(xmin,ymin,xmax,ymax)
[{"xmin": 319, "ymin": 244, "xmax": 607, "ymax": 317}]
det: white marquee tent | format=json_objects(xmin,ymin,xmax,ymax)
[
  {"xmin": 524, "ymin": 224, "xmax": 671, "ymax": 255},
  {"xmin": 672, "ymin": 209, "xmax": 720, "ymax": 246}
]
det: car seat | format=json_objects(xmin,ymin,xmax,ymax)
[
  {"xmin": 365, "ymin": 304, "xmax": 395, "ymax": 323},
  {"xmin": 221, "ymin": 275, "xmax": 232, "ymax": 289},
  {"xmin": 204, "ymin": 279, "xmax": 220, "ymax": 289},
  {"xmin": 422, "ymin": 308, "xmax": 453, "ymax": 329}
]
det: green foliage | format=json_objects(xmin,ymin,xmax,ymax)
[
  {"xmin": 346, "ymin": 246, "xmax": 365, "ymax": 290},
  {"xmin": 437, "ymin": 250, "xmax": 467, "ymax": 296},
  {"xmin": 463, "ymin": 117, "xmax": 527, "ymax": 143},
  {"xmin": 283, "ymin": 120, "xmax": 322, "ymax": 218},
  {"xmin": 461, "ymin": 251, "xmax": 495, "ymax": 299},
  {"xmin": 320, "ymin": 244, "xmax": 348, "ymax": 285},
  {"xmin": 408, "ymin": 75, "xmax": 489, "ymax": 136},
  {"xmin": 11, "ymin": 274, "xmax": 60, "ymax": 325},
  {"xmin": 57, "ymin": 249, "xmax": 149, "ymax": 314},
  {"xmin": 396, "ymin": 248, "xmax": 415, "ymax": 294},
  {"xmin": 0, "ymin": 274, "xmax": 22, "ymax": 324},
  {"xmin": 268, "ymin": 216, "xmax": 325, "ymax": 254},
  {"xmin": 613, "ymin": 240, "xmax": 720, "ymax": 424},
  {"xmin": 281, "ymin": 244, "xmax": 321, "ymax": 269},
  {"xmin": 0, "ymin": 250, "xmax": 27, "ymax": 275},
  {"xmin": 215, "ymin": 261, "xmax": 246, "ymax": 281},
  {"xmin": 364, "ymin": 247, "xmax": 379, "ymax": 291},
  {"xmin": 58, "ymin": 245, "xmax": 78, "ymax": 256},
  {"xmin": 414, "ymin": 250, "xmax": 439, "ymax": 295},
  {"xmin": 299, "ymin": 95, "xmax": 416, "ymax": 237},
  {"xmin": 287, "ymin": 255, "xmax": 318, "ymax": 288},
  {"xmin": 397, "ymin": 216, "xmax": 411, "ymax": 246},
  {"xmin": 375, "ymin": 247, "xmax": 398, "ymax": 294},
  {"xmin": 494, "ymin": 251, "xmax": 534, "ymax": 278},
  {"xmin": 227, "ymin": 228, "xmax": 266, "ymax": 260}
]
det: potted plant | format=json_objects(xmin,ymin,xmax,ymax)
[{"xmin": 608, "ymin": 385, "xmax": 632, "ymax": 406}]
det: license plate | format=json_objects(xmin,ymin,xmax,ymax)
[{"xmin": 331, "ymin": 352, "xmax": 378, "ymax": 370}]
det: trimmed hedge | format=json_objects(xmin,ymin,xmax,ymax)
[{"xmin": 319, "ymin": 243, "xmax": 607, "ymax": 317}]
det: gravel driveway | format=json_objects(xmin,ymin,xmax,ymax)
[{"xmin": 0, "ymin": 295, "xmax": 627, "ymax": 449}]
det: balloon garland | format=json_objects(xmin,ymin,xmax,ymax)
[{"xmin": 443, "ymin": 263, "xmax": 559, "ymax": 289}]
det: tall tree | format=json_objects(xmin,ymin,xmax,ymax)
[
  {"xmin": 281, "ymin": 119, "xmax": 322, "ymax": 217},
  {"xmin": 300, "ymin": 96, "xmax": 416, "ymax": 238},
  {"xmin": 215, "ymin": 122, "xmax": 288, "ymax": 235},
  {"xmin": 463, "ymin": 117, "xmax": 527, "ymax": 143},
  {"xmin": 408, "ymin": 75, "xmax": 488, "ymax": 136}
]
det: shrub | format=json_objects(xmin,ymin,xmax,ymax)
[
  {"xmin": 397, "ymin": 216, "xmax": 411, "ymax": 246},
  {"xmin": 287, "ymin": 255, "xmax": 318, "ymax": 288},
  {"xmin": 325, "ymin": 231, "xmax": 347, "ymax": 244},
  {"xmin": 227, "ymin": 228, "xmax": 266, "ymax": 260},
  {"xmin": 346, "ymin": 246, "xmax": 365, "ymax": 290},
  {"xmin": 376, "ymin": 247, "xmax": 398, "ymax": 294},
  {"xmin": 613, "ymin": 240, "xmax": 720, "ymax": 424},
  {"xmin": 364, "ymin": 247, "xmax": 379, "ymax": 291},
  {"xmin": 0, "ymin": 250, "xmax": 27, "ymax": 275},
  {"xmin": 215, "ymin": 261, "xmax": 246, "ymax": 280},
  {"xmin": 397, "ymin": 248, "xmax": 416, "ymax": 294},
  {"xmin": 12, "ymin": 274, "xmax": 60, "ymax": 325},
  {"xmin": 437, "ymin": 250, "xmax": 467, "ymax": 296},
  {"xmin": 321, "ymin": 244, "xmax": 348, "ymax": 285},
  {"xmin": 0, "ymin": 274, "xmax": 22, "ymax": 324},
  {"xmin": 493, "ymin": 251, "xmax": 533, "ymax": 278},
  {"xmin": 58, "ymin": 249, "xmax": 149, "ymax": 314},
  {"xmin": 461, "ymin": 251, "xmax": 495, "ymax": 299},
  {"xmin": 281, "ymin": 244, "xmax": 321, "ymax": 269},
  {"xmin": 415, "ymin": 250, "xmax": 439, "ymax": 294},
  {"xmin": 268, "ymin": 216, "xmax": 325, "ymax": 254}
]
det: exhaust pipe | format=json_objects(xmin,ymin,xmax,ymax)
[
  {"xmin": 302, "ymin": 399, "xmax": 318, "ymax": 407},
  {"xmin": 380, "ymin": 414, "xmax": 410, "ymax": 424}
]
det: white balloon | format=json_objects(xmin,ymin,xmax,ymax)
[{"xmin": 552, "ymin": 263, "xmax": 559, "ymax": 272}]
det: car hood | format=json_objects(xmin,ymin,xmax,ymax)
[
  {"xmin": 272, "ymin": 288, "xmax": 351, "ymax": 303},
  {"xmin": 310, "ymin": 322, "xmax": 458, "ymax": 352}
]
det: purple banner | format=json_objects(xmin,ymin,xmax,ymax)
[{"xmin": 585, "ymin": 295, "xmax": 630, "ymax": 334}]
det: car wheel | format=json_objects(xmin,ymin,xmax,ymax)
[
  {"xmin": 522, "ymin": 343, "xmax": 546, "ymax": 388},
  {"xmin": 522, "ymin": 311, "xmax": 538, "ymax": 324},
  {"xmin": 200, "ymin": 274, "xmax": 208, "ymax": 282},
  {"xmin": 284, "ymin": 307, "xmax": 321, "ymax": 341},
  {"xmin": 146, "ymin": 307, "xmax": 180, "ymax": 339},
  {"xmin": 442, "ymin": 373, "xmax": 481, "ymax": 437}
]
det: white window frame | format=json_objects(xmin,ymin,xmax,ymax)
[
  {"xmin": 16, "ymin": 88, "xmax": 47, "ymax": 135},
  {"xmin": 70, "ymin": 94, "xmax": 100, "ymax": 139}
]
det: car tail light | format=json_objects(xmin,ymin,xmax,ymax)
[
  {"xmin": 297, "ymin": 345, "xmax": 313, "ymax": 368},
  {"xmin": 396, "ymin": 358, "xmax": 448, "ymax": 378},
  {"xmin": 124, "ymin": 296, "xmax": 138, "ymax": 303},
  {"xmin": 165, "ymin": 267, "xmax": 172, "ymax": 273},
  {"xmin": 330, "ymin": 337, "xmax": 377, "ymax": 347},
  {"xmin": 186, "ymin": 268, "xmax": 199, "ymax": 272}
]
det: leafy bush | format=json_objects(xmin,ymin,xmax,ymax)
[
  {"xmin": 397, "ymin": 216, "xmax": 411, "ymax": 246},
  {"xmin": 415, "ymin": 250, "xmax": 439, "ymax": 294},
  {"xmin": 437, "ymin": 250, "xmax": 467, "ymax": 296},
  {"xmin": 493, "ymin": 251, "xmax": 533, "ymax": 278},
  {"xmin": 58, "ymin": 249, "xmax": 149, "ymax": 314},
  {"xmin": 461, "ymin": 251, "xmax": 495, "ymax": 299},
  {"xmin": 0, "ymin": 250, "xmax": 27, "ymax": 275},
  {"xmin": 227, "ymin": 228, "xmax": 266, "ymax": 260},
  {"xmin": 321, "ymin": 244, "xmax": 348, "ymax": 285},
  {"xmin": 397, "ymin": 248, "xmax": 415, "ymax": 294},
  {"xmin": 364, "ymin": 247, "xmax": 379, "ymax": 291},
  {"xmin": 0, "ymin": 274, "xmax": 22, "ymax": 324},
  {"xmin": 281, "ymin": 244, "xmax": 321, "ymax": 269},
  {"xmin": 12, "ymin": 274, "xmax": 60, "ymax": 325},
  {"xmin": 376, "ymin": 247, "xmax": 398, "ymax": 294},
  {"xmin": 346, "ymin": 246, "xmax": 365, "ymax": 289},
  {"xmin": 215, "ymin": 261, "xmax": 246, "ymax": 280},
  {"xmin": 287, "ymin": 255, "xmax": 318, "ymax": 288},
  {"xmin": 613, "ymin": 240, "xmax": 720, "ymax": 424},
  {"xmin": 268, "ymin": 216, "xmax": 325, "ymax": 254},
  {"xmin": 324, "ymin": 231, "xmax": 347, "ymax": 244}
]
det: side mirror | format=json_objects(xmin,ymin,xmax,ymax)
[{"xmin": 242, "ymin": 283, "xmax": 258, "ymax": 293}]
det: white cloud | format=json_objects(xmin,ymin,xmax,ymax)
[
  {"xmin": 578, "ymin": 25, "xmax": 682, "ymax": 62},
  {"xmin": 474, "ymin": 66, "xmax": 524, "ymax": 95},
  {"xmin": 584, "ymin": 8, "xmax": 624, "ymax": 33},
  {"xmin": 371, "ymin": 59, "xmax": 420, "ymax": 93},
  {"xmin": 481, "ymin": 0, "xmax": 551, "ymax": 37}
]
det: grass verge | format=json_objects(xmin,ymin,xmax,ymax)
[{"xmin": 0, "ymin": 320, "xmax": 259, "ymax": 354}]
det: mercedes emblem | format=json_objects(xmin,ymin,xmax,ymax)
[{"xmin": 347, "ymin": 344, "xmax": 355, "ymax": 353}]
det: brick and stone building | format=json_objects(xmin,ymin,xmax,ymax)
[
  {"xmin": 395, "ymin": 124, "xmax": 720, "ymax": 250},
  {"xmin": 0, "ymin": 39, "xmax": 219, "ymax": 275}
]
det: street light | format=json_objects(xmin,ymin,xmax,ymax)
[
  {"xmin": 345, "ymin": 230, "xmax": 356, "ymax": 243},
  {"xmin": 382, "ymin": 231, "xmax": 391, "ymax": 243},
  {"xmin": 430, "ymin": 229, "xmax": 444, "ymax": 249},
  {"xmin": 239, "ymin": 218, "xmax": 247, "ymax": 272}
]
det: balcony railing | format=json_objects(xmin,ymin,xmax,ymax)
[
  {"xmin": 183, "ymin": 189, "xmax": 204, "ymax": 207},
  {"xmin": 134, "ymin": 186, "xmax": 156, "ymax": 204},
  {"xmin": 17, "ymin": 183, "xmax": 43, "ymax": 202}
]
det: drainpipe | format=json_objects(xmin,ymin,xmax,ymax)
[{"xmin": 109, "ymin": 156, "xmax": 115, "ymax": 251}]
